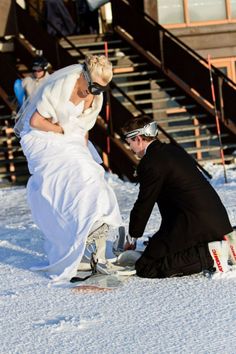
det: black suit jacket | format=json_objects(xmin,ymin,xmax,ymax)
[{"xmin": 129, "ymin": 140, "xmax": 232, "ymax": 260}]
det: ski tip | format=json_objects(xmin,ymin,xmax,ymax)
[
  {"xmin": 72, "ymin": 285, "xmax": 114, "ymax": 293},
  {"xmin": 116, "ymin": 268, "xmax": 136, "ymax": 276}
]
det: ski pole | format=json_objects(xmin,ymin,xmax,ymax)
[
  {"xmin": 102, "ymin": 41, "xmax": 111, "ymax": 170},
  {"xmin": 207, "ymin": 54, "xmax": 227, "ymax": 183}
]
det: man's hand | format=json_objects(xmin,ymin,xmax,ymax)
[
  {"xmin": 124, "ymin": 241, "xmax": 136, "ymax": 251},
  {"xmin": 124, "ymin": 234, "xmax": 137, "ymax": 251}
]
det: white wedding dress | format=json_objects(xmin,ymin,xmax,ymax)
[{"xmin": 19, "ymin": 69, "xmax": 122, "ymax": 282}]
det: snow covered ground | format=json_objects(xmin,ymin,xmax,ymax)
[{"xmin": 1, "ymin": 163, "xmax": 236, "ymax": 354}]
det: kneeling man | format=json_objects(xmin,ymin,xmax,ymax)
[{"xmin": 122, "ymin": 115, "xmax": 232, "ymax": 278}]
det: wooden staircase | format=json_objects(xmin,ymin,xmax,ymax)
[
  {"xmin": 0, "ymin": 1, "xmax": 236, "ymax": 184},
  {"xmin": 0, "ymin": 97, "xmax": 28, "ymax": 185},
  {"xmin": 60, "ymin": 33, "xmax": 236, "ymax": 165}
]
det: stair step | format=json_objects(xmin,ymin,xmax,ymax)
[
  {"xmin": 157, "ymin": 113, "xmax": 207, "ymax": 124},
  {"xmin": 123, "ymin": 95, "xmax": 186, "ymax": 106},
  {"xmin": 0, "ymin": 169, "xmax": 29, "ymax": 179},
  {"xmin": 0, "ymin": 136, "xmax": 18, "ymax": 143},
  {"xmin": 107, "ymin": 54, "xmax": 140, "ymax": 62},
  {"xmin": 113, "ymin": 70, "xmax": 158, "ymax": 78},
  {"xmin": 80, "ymin": 47, "xmax": 131, "ymax": 55},
  {"xmin": 68, "ymin": 49, "xmax": 140, "ymax": 62},
  {"xmin": 75, "ymin": 46, "xmax": 134, "ymax": 56},
  {"xmin": 113, "ymin": 78, "xmax": 168, "ymax": 88},
  {"xmin": 113, "ymin": 87, "xmax": 177, "ymax": 97},
  {"xmin": 198, "ymin": 155, "xmax": 235, "ymax": 164},
  {"xmin": 66, "ymin": 33, "xmax": 110, "ymax": 41},
  {"xmin": 0, "ymin": 115, "xmax": 13, "ymax": 121},
  {"xmin": 60, "ymin": 39, "xmax": 123, "ymax": 49},
  {"xmin": 0, "ymin": 146, "xmax": 23, "ymax": 153},
  {"xmin": 0, "ymin": 157, "xmax": 26, "ymax": 165},
  {"xmin": 177, "ymin": 133, "xmax": 227, "ymax": 144},
  {"xmin": 167, "ymin": 112, "xmax": 207, "ymax": 118},
  {"xmin": 166, "ymin": 123, "xmax": 216, "ymax": 133},
  {"xmin": 113, "ymin": 79, "xmax": 161, "ymax": 87},
  {"xmin": 143, "ymin": 104, "xmax": 197, "ymax": 114},
  {"xmin": 186, "ymin": 143, "xmax": 236, "ymax": 154},
  {"xmin": 113, "ymin": 62, "xmax": 149, "ymax": 70}
]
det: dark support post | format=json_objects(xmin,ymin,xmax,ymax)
[
  {"xmin": 159, "ymin": 29, "xmax": 165, "ymax": 72},
  {"xmin": 208, "ymin": 55, "xmax": 227, "ymax": 183},
  {"xmin": 218, "ymin": 76, "xmax": 226, "ymax": 124}
]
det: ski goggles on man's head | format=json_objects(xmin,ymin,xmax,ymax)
[
  {"xmin": 83, "ymin": 63, "xmax": 109, "ymax": 95},
  {"xmin": 124, "ymin": 121, "xmax": 158, "ymax": 139}
]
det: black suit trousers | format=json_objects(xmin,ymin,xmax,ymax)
[{"xmin": 135, "ymin": 243, "xmax": 214, "ymax": 278}]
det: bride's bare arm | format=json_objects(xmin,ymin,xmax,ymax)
[{"xmin": 30, "ymin": 111, "xmax": 64, "ymax": 134}]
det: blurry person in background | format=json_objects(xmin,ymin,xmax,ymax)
[
  {"xmin": 22, "ymin": 55, "xmax": 50, "ymax": 99},
  {"xmin": 45, "ymin": 0, "xmax": 76, "ymax": 37},
  {"xmin": 14, "ymin": 55, "xmax": 50, "ymax": 108}
]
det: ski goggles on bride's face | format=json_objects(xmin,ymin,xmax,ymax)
[
  {"xmin": 124, "ymin": 121, "xmax": 158, "ymax": 139},
  {"xmin": 83, "ymin": 64, "xmax": 109, "ymax": 95}
]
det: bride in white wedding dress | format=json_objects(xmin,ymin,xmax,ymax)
[{"xmin": 15, "ymin": 55, "xmax": 122, "ymax": 281}]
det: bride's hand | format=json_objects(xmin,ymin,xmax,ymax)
[{"xmin": 30, "ymin": 111, "xmax": 64, "ymax": 134}]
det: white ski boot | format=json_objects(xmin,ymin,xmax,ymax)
[
  {"xmin": 208, "ymin": 240, "xmax": 230, "ymax": 273},
  {"xmin": 77, "ymin": 224, "xmax": 110, "ymax": 272},
  {"xmin": 83, "ymin": 225, "xmax": 139, "ymax": 276},
  {"xmin": 112, "ymin": 226, "xmax": 126, "ymax": 256},
  {"xmin": 224, "ymin": 228, "xmax": 236, "ymax": 265},
  {"xmin": 87, "ymin": 223, "xmax": 112, "ymax": 275}
]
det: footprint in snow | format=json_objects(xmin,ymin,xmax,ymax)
[{"xmin": 33, "ymin": 313, "xmax": 103, "ymax": 332}]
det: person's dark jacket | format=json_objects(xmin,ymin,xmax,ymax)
[
  {"xmin": 129, "ymin": 140, "xmax": 232, "ymax": 260},
  {"xmin": 46, "ymin": 0, "xmax": 76, "ymax": 37}
]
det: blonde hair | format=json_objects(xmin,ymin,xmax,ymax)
[{"xmin": 85, "ymin": 55, "xmax": 113, "ymax": 84}]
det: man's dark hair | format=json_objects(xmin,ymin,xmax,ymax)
[{"xmin": 122, "ymin": 115, "xmax": 158, "ymax": 142}]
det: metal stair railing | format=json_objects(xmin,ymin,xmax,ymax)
[{"xmin": 111, "ymin": 0, "xmax": 236, "ymax": 135}]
